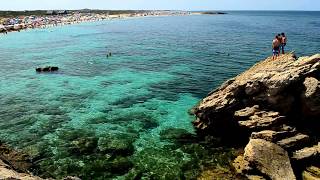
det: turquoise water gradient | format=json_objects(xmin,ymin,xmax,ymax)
[{"xmin": 0, "ymin": 12, "xmax": 320, "ymax": 179}]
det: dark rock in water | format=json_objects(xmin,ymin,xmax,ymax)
[
  {"xmin": 70, "ymin": 137, "xmax": 98, "ymax": 154},
  {"xmin": 36, "ymin": 66, "xmax": 59, "ymax": 72},
  {"xmin": 159, "ymin": 128, "xmax": 197, "ymax": 144},
  {"xmin": 97, "ymin": 133, "xmax": 136, "ymax": 155},
  {"xmin": 180, "ymin": 143, "xmax": 240, "ymax": 180},
  {"xmin": 31, "ymin": 127, "xmax": 136, "ymax": 179},
  {"xmin": 130, "ymin": 147, "xmax": 188, "ymax": 179},
  {"xmin": 192, "ymin": 53, "xmax": 320, "ymax": 179},
  {"xmin": 53, "ymin": 127, "xmax": 99, "ymax": 155},
  {"xmin": 106, "ymin": 156, "xmax": 133, "ymax": 174}
]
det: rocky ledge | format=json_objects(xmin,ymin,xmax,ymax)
[
  {"xmin": 0, "ymin": 142, "xmax": 42, "ymax": 180},
  {"xmin": 192, "ymin": 53, "xmax": 320, "ymax": 179}
]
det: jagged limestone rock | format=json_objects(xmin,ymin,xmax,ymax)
[
  {"xmin": 192, "ymin": 53, "xmax": 320, "ymax": 179},
  {"xmin": 276, "ymin": 134, "xmax": 309, "ymax": 151},
  {"xmin": 193, "ymin": 53, "xmax": 320, "ymax": 135},
  {"xmin": 292, "ymin": 142, "xmax": 320, "ymax": 162},
  {"xmin": 302, "ymin": 77, "xmax": 320, "ymax": 116},
  {"xmin": 233, "ymin": 155, "xmax": 252, "ymax": 174},
  {"xmin": 234, "ymin": 105, "xmax": 260, "ymax": 120},
  {"xmin": 246, "ymin": 175, "xmax": 266, "ymax": 180},
  {"xmin": 244, "ymin": 139, "xmax": 296, "ymax": 180},
  {"xmin": 302, "ymin": 166, "xmax": 320, "ymax": 180},
  {"xmin": 238, "ymin": 111, "xmax": 285, "ymax": 130},
  {"xmin": 250, "ymin": 129, "xmax": 297, "ymax": 143}
]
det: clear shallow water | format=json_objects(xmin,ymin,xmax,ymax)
[{"xmin": 0, "ymin": 11, "xmax": 319, "ymax": 179}]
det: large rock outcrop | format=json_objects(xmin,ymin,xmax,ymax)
[{"xmin": 193, "ymin": 53, "xmax": 320, "ymax": 179}]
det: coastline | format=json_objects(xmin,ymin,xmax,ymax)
[{"xmin": 0, "ymin": 10, "xmax": 225, "ymax": 34}]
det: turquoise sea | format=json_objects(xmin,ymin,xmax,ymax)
[{"xmin": 0, "ymin": 11, "xmax": 320, "ymax": 179}]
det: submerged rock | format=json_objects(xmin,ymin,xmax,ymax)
[
  {"xmin": 131, "ymin": 147, "xmax": 188, "ymax": 179},
  {"xmin": 70, "ymin": 137, "xmax": 98, "ymax": 154},
  {"xmin": 97, "ymin": 133, "xmax": 136, "ymax": 155},
  {"xmin": 159, "ymin": 128, "xmax": 197, "ymax": 144}
]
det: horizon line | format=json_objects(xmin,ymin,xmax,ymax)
[{"xmin": 0, "ymin": 9, "xmax": 319, "ymax": 12}]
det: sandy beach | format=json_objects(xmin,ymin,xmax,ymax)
[{"xmin": 0, "ymin": 10, "xmax": 205, "ymax": 34}]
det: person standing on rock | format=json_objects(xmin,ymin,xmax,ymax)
[
  {"xmin": 280, "ymin": 33, "xmax": 287, "ymax": 54},
  {"xmin": 272, "ymin": 35, "xmax": 281, "ymax": 60}
]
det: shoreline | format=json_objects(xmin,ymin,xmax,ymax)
[{"xmin": 0, "ymin": 11, "xmax": 225, "ymax": 34}]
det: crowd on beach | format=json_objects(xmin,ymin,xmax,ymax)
[
  {"xmin": 272, "ymin": 33, "xmax": 287, "ymax": 59},
  {"xmin": 0, "ymin": 10, "xmax": 192, "ymax": 34},
  {"xmin": 0, "ymin": 13, "xmax": 107, "ymax": 34}
]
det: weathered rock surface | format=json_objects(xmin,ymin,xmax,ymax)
[
  {"xmin": 244, "ymin": 139, "xmax": 296, "ymax": 180},
  {"xmin": 0, "ymin": 143, "xmax": 43, "ymax": 180},
  {"xmin": 302, "ymin": 166, "xmax": 320, "ymax": 180},
  {"xmin": 276, "ymin": 133, "xmax": 310, "ymax": 151},
  {"xmin": 301, "ymin": 77, "xmax": 320, "ymax": 116},
  {"xmin": 193, "ymin": 53, "xmax": 320, "ymax": 135},
  {"xmin": 193, "ymin": 53, "xmax": 320, "ymax": 179},
  {"xmin": 0, "ymin": 159, "xmax": 42, "ymax": 180},
  {"xmin": 238, "ymin": 110, "xmax": 285, "ymax": 130},
  {"xmin": 233, "ymin": 155, "xmax": 252, "ymax": 175},
  {"xmin": 292, "ymin": 142, "xmax": 320, "ymax": 162},
  {"xmin": 250, "ymin": 128, "xmax": 297, "ymax": 143}
]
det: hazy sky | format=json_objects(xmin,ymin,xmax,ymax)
[{"xmin": 0, "ymin": 0, "xmax": 319, "ymax": 11}]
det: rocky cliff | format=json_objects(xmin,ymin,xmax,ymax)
[{"xmin": 193, "ymin": 53, "xmax": 320, "ymax": 179}]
